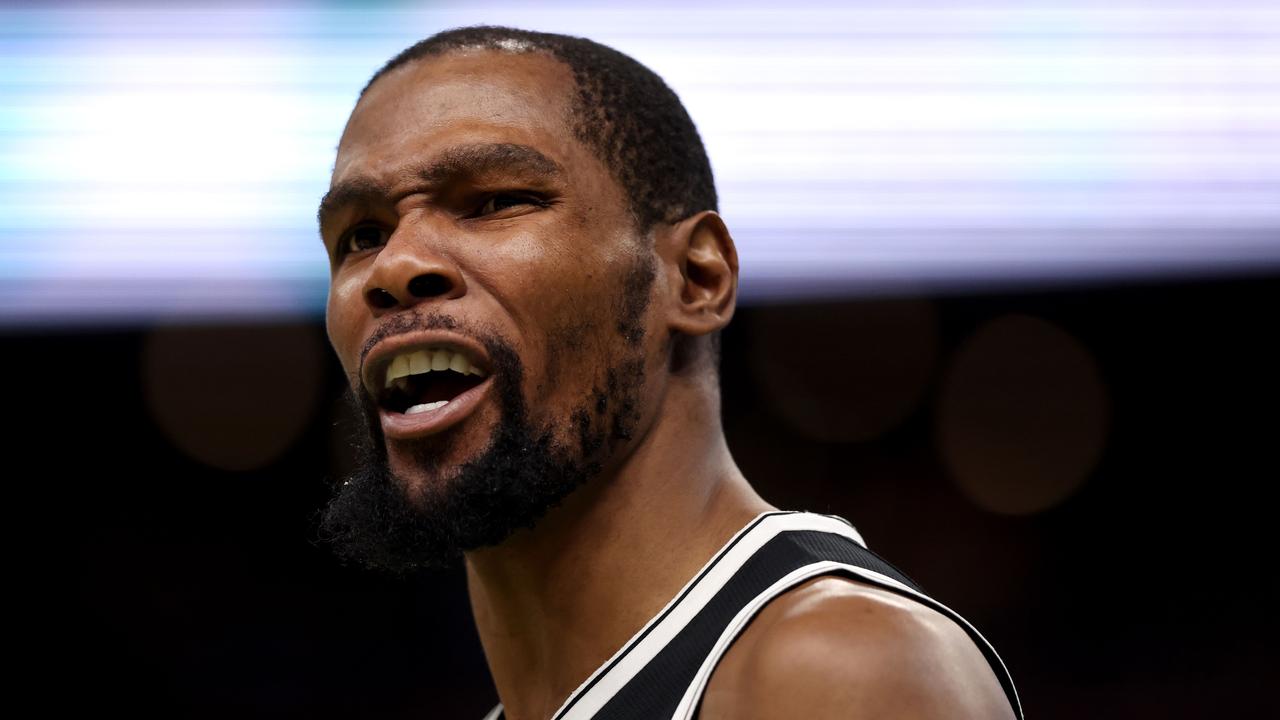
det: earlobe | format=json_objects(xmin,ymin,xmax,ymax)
[{"xmin": 662, "ymin": 210, "xmax": 739, "ymax": 337}]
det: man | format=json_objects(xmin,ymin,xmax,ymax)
[{"xmin": 316, "ymin": 25, "xmax": 1022, "ymax": 720}]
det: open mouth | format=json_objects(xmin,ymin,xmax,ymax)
[{"xmin": 376, "ymin": 347, "xmax": 489, "ymax": 415}]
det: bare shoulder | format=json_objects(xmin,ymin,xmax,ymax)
[{"xmin": 697, "ymin": 575, "xmax": 1016, "ymax": 720}]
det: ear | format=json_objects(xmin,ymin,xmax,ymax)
[{"xmin": 658, "ymin": 210, "xmax": 739, "ymax": 337}]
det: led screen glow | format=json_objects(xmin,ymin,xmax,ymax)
[{"xmin": 2, "ymin": 1, "xmax": 1277, "ymax": 326}]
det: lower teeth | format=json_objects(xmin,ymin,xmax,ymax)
[{"xmin": 404, "ymin": 400, "xmax": 449, "ymax": 415}]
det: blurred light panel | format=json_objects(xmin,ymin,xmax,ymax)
[{"xmin": 2, "ymin": 1, "xmax": 1278, "ymax": 326}]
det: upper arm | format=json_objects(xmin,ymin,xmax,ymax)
[{"xmin": 700, "ymin": 577, "xmax": 1016, "ymax": 720}]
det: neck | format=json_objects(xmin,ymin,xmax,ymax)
[{"xmin": 463, "ymin": 378, "xmax": 773, "ymax": 720}]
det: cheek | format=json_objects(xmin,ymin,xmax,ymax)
[
  {"xmin": 471, "ymin": 228, "xmax": 608, "ymax": 337},
  {"xmin": 544, "ymin": 269, "xmax": 652, "ymax": 401},
  {"xmin": 325, "ymin": 274, "xmax": 368, "ymax": 380}
]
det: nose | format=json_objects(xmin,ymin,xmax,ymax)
[{"xmin": 362, "ymin": 225, "xmax": 466, "ymax": 311}]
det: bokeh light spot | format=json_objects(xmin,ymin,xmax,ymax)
[
  {"xmin": 938, "ymin": 313, "xmax": 1108, "ymax": 515},
  {"xmin": 750, "ymin": 299, "xmax": 939, "ymax": 443},
  {"xmin": 143, "ymin": 322, "xmax": 325, "ymax": 472}
]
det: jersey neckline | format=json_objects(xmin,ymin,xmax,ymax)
[{"xmin": 485, "ymin": 510, "xmax": 868, "ymax": 720}]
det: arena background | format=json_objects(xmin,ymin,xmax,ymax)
[{"xmin": 5, "ymin": 2, "xmax": 1277, "ymax": 717}]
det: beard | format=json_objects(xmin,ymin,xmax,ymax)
[{"xmin": 317, "ymin": 257, "xmax": 654, "ymax": 576}]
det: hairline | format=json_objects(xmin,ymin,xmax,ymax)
[{"xmin": 360, "ymin": 44, "xmax": 659, "ymax": 236}]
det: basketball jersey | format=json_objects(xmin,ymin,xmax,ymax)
[{"xmin": 481, "ymin": 510, "xmax": 1023, "ymax": 720}]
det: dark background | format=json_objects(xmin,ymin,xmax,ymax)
[{"xmin": 10, "ymin": 272, "xmax": 1279, "ymax": 718}]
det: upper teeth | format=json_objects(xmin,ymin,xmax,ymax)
[{"xmin": 384, "ymin": 348, "xmax": 486, "ymax": 387}]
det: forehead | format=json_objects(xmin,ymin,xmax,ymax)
[{"xmin": 333, "ymin": 49, "xmax": 588, "ymax": 187}]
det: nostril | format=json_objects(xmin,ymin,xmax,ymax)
[
  {"xmin": 367, "ymin": 288, "xmax": 398, "ymax": 309},
  {"xmin": 365, "ymin": 273, "xmax": 453, "ymax": 309},
  {"xmin": 409, "ymin": 273, "xmax": 451, "ymax": 298}
]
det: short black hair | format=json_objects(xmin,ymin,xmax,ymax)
[{"xmin": 360, "ymin": 25, "xmax": 719, "ymax": 234}]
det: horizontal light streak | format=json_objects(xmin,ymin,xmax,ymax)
[{"xmin": 1, "ymin": 1, "xmax": 1277, "ymax": 325}]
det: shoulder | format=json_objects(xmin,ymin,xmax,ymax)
[{"xmin": 698, "ymin": 575, "xmax": 1016, "ymax": 720}]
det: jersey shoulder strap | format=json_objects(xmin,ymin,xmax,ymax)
[{"xmin": 482, "ymin": 510, "xmax": 1023, "ymax": 720}]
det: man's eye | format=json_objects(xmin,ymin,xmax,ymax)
[
  {"xmin": 340, "ymin": 225, "xmax": 388, "ymax": 256},
  {"xmin": 475, "ymin": 193, "xmax": 545, "ymax": 217}
]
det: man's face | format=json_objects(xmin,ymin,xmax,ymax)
[{"xmin": 317, "ymin": 50, "xmax": 663, "ymax": 572}]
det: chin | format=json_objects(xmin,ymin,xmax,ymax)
[{"xmin": 382, "ymin": 405, "xmax": 501, "ymax": 491}]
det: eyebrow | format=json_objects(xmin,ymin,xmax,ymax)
[{"xmin": 316, "ymin": 142, "xmax": 565, "ymax": 228}]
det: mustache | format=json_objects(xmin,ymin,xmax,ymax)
[{"xmin": 358, "ymin": 309, "xmax": 464, "ymax": 371}]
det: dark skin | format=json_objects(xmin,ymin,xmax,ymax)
[{"xmin": 320, "ymin": 48, "xmax": 1014, "ymax": 720}]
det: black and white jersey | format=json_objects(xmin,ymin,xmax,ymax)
[{"xmin": 481, "ymin": 510, "xmax": 1023, "ymax": 720}]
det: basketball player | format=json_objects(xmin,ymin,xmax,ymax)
[{"xmin": 316, "ymin": 26, "xmax": 1022, "ymax": 720}]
